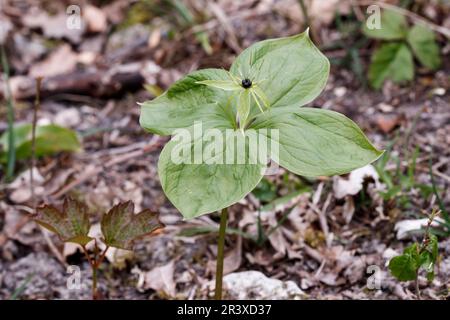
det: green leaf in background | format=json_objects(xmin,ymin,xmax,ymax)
[
  {"xmin": 158, "ymin": 132, "xmax": 265, "ymax": 219},
  {"xmin": 389, "ymin": 243, "xmax": 420, "ymax": 281},
  {"xmin": 252, "ymin": 178, "xmax": 277, "ymax": 203},
  {"xmin": 419, "ymin": 234, "xmax": 439, "ymax": 280},
  {"xmin": 101, "ymin": 201, "xmax": 164, "ymax": 250},
  {"xmin": 362, "ymin": 10, "xmax": 408, "ymax": 40},
  {"xmin": 34, "ymin": 198, "xmax": 93, "ymax": 246},
  {"xmin": 251, "ymin": 107, "xmax": 383, "ymax": 176},
  {"xmin": 407, "ymin": 24, "xmax": 441, "ymax": 70},
  {"xmin": 139, "ymin": 69, "xmax": 236, "ymax": 136},
  {"xmin": 230, "ymin": 30, "xmax": 330, "ymax": 109},
  {"xmin": 0, "ymin": 124, "xmax": 81, "ymax": 162},
  {"xmin": 368, "ymin": 43, "xmax": 414, "ymax": 89}
]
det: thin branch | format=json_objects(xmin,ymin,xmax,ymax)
[
  {"xmin": 81, "ymin": 244, "xmax": 94, "ymax": 267},
  {"xmin": 95, "ymin": 246, "xmax": 110, "ymax": 268},
  {"xmin": 30, "ymin": 77, "xmax": 42, "ymax": 209},
  {"xmin": 39, "ymin": 227, "xmax": 67, "ymax": 267}
]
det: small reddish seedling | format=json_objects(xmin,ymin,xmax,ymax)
[{"xmin": 34, "ymin": 198, "xmax": 164, "ymax": 299}]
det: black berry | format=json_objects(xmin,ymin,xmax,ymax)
[{"xmin": 241, "ymin": 78, "xmax": 252, "ymax": 89}]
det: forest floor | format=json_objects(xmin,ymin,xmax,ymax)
[{"xmin": 0, "ymin": 0, "xmax": 449, "ymax": 300}]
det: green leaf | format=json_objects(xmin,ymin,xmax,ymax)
[
  {"xmin": 407, "ymin": 24, "xmax": 441, "ymax": 70},
  {"xmin": 368, "ymin": 43, "xmax": 414, "ymax": 89},
  {"xmin": 0, "ymin": 124, "xmax": 81, "ymax": 162},
  {"xmin": 419, "ymin": 234, "xmax": 438, "ymax": 278},
  {"xmin": 238, "ymin": 89, "xmax": 251, "ymax": 128},
  {"xmin": 34, "ymin": 198, "xmax": 93, "ymax": 245},
  {"xmin": 251, "ymin": 107, "xmax": 383, "ymax": 176},
  {"xmin": 101, "ymin": 201, "xmax": 164, "ymax": 250},
  {"xmin": 195, "ymin": 80, "xmax": 241, "ymax": 91},
  {"xmin": 389, "ymin": 254, "xmax": 418, "ymax": 281},
  {"xmin": 362, "ymin": 10, "xmax": 408, "ymax": 40},
  {"xmin": 158, "ymin": 130, "xmax": 265, "ymax": 219},
  {"xmin": 230, "ymin": 30, "xmax": 329, "ymax": 108},
  {"xmin": 429, "ymin": 235, "xmax": 438, "ymax": 260},
  {"xmin": 139, "ymin": 69, "xmax": 236, "ymax": 136},
  {"xmin": 389, "ymin": 243, "xmax": 420, "ymax": 281},
  {"xmin": 252, "ymin": 86, "xmax": 270, "ymax": 110}
]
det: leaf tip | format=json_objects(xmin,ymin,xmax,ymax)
[{"xmin": 305, "ymin": 27, "xmax": 310, "ymax": 37}]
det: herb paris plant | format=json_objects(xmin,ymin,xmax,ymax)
[
  {"xmin": 140, "ymin": 30, "xmax": 383, "ymax": 219},
  {"xmin": 140, "ymin": 30, "xmax": 383, "ymax": 299}
]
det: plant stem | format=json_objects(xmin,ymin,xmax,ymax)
[
  {"xmin": 1, "ymin": 45, "xmax": 15, "ymax": 181},
  {"xmin": 92, "ymin": 265, "xmax": 98, "ymax": 300},
  {"xmin": 81, "ymin": 244, "xmax": 96, "ymax": 299},
  {"xmin": 30, "ymin": 77, "xmax": 42, "ymax": 209},
  {"xmin": 415, "ymin": 270, "xmax": 421, "ymax": 300},
  {"xmin": 81, "ymin": 243, "xmax": 109, "ymax": 300},
  {"xmin": 297, "ymin": 0, "xmax": 310, "ymax": 30},
  {"xmin": 96, "ymin": 246, "xmax": 110, "ymax": 268},
  {"xmin": 214, "ymin": 207, "xmax": 228, "ymax": 300}
]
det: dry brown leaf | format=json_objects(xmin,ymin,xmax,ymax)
[
  {"xmin": 29, "ymin": 45, "xmax": 78, "ymax": 78},
  {"xmin": 245, "ymin": 250, "xmax": 273, "ymax": 266},
  {"xmin": 376, "ymin": 114, "xmax": 402, "ymax": 133},
  {"xmin": 333, "ymin": 165, "xmax": 380, "ymax": 199},
  {"xmin": 273, "ymin": 0, "xmax": 304, "ymax": 24},
  {"xmin": 1, "ymin": 204, "xmax": 37, "ymax": 247},
  {"xmin": 343, "ymin": 257, "xmax": 366, "ymax": 284},
  {"xmin": 208, "ymin": 236, "xmax": 242, "ymax": 275},
  {"xmin": 309, "ymin": 0, "xmax": 351, "ymax": 25},
  {"xmin": 23, "ymin": 9, "xmax": 84, "ymax": 43},
  {"xmin": 8, "ymin": 168, "xmax": 45, "ymax": 203},
  {"xmin": 342, "ymin": 196, "xmax": 355, "ymax": 224},
  {"xmin": 0, "ymin": 14, "xmax": 12, "ymax": 44},
  {"xmin": 268, "ymin": 227, "xmax": 287, "ymax": 256},
  {"xmin": 83, "ymin": 5, "xmax": 108, "ymax": 33},
  {"xmin": 54, "ymin": 108, "xmax": 81, "ymax": 128},
  {"xmin": 135, "ymin": 261, "xmax": 176, "ymax": 297}
]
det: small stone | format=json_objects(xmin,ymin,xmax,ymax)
[
  {"xmin": 333, "ymin": 86, "xmax": 346, "ymax": 97},
  {"xmin": 222, "ymin": 271, "xmax": 305, "ymax": 299},
  {"xmin": 54, "ymin": 108, "xmax": 81, "ymax": 128}
]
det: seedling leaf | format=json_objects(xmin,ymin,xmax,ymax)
[
  {"xmin": 101, "ymin": 201, "xmax": 164, "ymax": 250},
  {"xmin": 389, "ymin": 243, "xmax": 420, "ymax": 281},
  {"xmin": 34, "ymin": 198, "xmax": 93, "ymax": 245}
]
